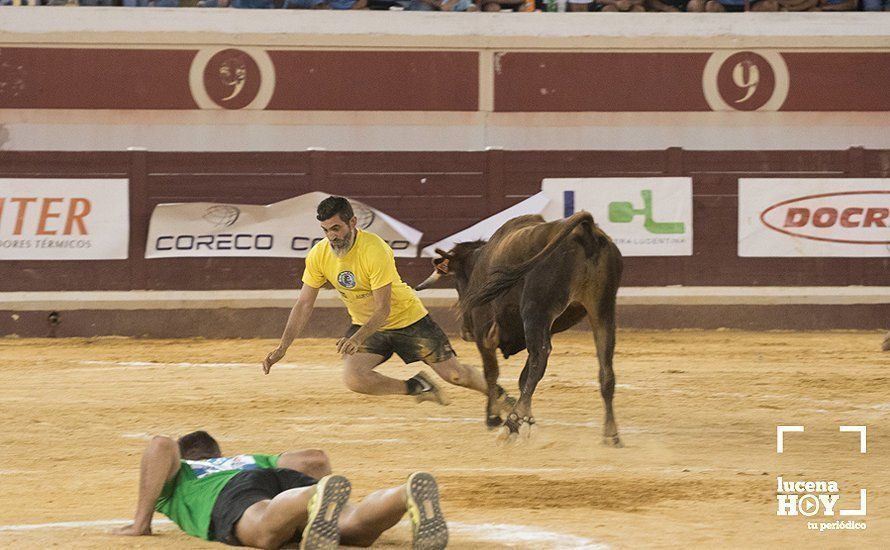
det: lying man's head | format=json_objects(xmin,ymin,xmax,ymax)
[{"xmin": 178, "ymin": 430, "xmax": 222, "ymax": 460}]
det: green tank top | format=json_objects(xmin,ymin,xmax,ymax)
[{"xmin": 155, "ymin": 453, "xmax": 279, "ymax": 540}]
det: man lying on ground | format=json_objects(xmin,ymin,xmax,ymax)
[{"xmin": 113, "ymin": 430, "xmax": 447, "ymax": 549}]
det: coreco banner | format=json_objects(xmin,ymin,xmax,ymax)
[{"xmin": 146, "ymin": 191, "xmax": 422, "ymax": 258}]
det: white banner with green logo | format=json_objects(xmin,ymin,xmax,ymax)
[
  {"xmin": 540, "ymin": 178, "xmax": 693, "ymax": 257},
  {"xmin": 422, "ymin": 178, "xmax": 693, "ymax": 257}
]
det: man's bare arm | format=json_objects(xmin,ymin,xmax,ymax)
[
  {"xmin": 336, "ymin": 284, "xmax": 392, "ymax": 355},
  {"xmin": 112, "ymin": 436, "xmax": 181, "ymax": 537},
  {"xmin": 263, "ymin": 285, "xmax": 321, "ymax": 374}
]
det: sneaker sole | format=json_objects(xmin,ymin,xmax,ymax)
[
  {"xmin": 406, "ymin": 472, "xmax": 448, "ymax": 550},
  {"xmin": 300, "ymin": 475, "xmax": 351, "ymax": 550}
]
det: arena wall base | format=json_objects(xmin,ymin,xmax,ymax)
[{"xmin": 1, "ymin": 304, "xmax": 887, "ymax": 339}]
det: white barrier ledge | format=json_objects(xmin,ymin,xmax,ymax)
[
  {"xmin": 2, "ymin": 11, "xmax": 889, "ymax": 50},
  {"xmin": 0, "ymin": 287, "xmax": 887, "ymax": 311}
]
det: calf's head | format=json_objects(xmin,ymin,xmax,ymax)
[
  {"xmin": 415, "ymin": 242, "xmax": 485, "ymax": 341},
  {"xmin": 414, "ymin": 242, "xmax": 483, "ymax": 296}
]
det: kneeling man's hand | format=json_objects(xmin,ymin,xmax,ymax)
[
  {"xmin": 336, "ymin": 337, "xmax": 359, "ymax": 355},
  {"xmin": 262, "ymin": 347, "xmax": 286, "ymax": 374}
]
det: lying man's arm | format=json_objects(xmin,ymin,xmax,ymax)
[{"xmin": 113, "ymin": 436, "xmax": 181, "ymax": 536}]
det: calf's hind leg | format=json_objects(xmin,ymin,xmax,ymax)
[{"xmin": 586, "ymin": 301, "xmax": 621, "ymax": 447}]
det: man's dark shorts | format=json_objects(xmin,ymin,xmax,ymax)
[
  {"xmin": 345, "ymin": 314, "xmax": 456, "ymax": 364},
  {"xmin": 210, "ymin": 468, "xmax": 317, "ymax": 546}
]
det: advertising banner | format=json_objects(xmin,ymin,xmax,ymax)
[
  {"xmin": 0, "ymin": 178, "xmax": 129, "ymax": 260},
  {"xmin": 423, "ymin": 178, "xmax": 693, "ymax": 257},
  {"xmin": 739, "ymin": 179, "xmax": 890, "ymax": 257},
  {"xmin": 540, "ymin": 178, "xmax": 693, "ymax": 257},
  {"xmin": 146, "ymin": 191, "xmax": 422, "ymax": 259}
]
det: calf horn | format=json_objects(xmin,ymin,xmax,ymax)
[{"xmin": 414, "ymin": 270, "xmax": 441, "ymax": 291}]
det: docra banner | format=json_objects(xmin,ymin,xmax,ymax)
[{"xmin": 739, "ymin": 179, "xmax": 890, "ymax": 257}]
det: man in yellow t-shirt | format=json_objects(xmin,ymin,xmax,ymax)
[{"xmin": 263, "ymin": 196, "xmax": 503, "ymax": 406}]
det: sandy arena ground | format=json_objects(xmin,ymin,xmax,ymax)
[{"xmin": 0, "ymin": 330, "xmax": 887, "ymax": 549}]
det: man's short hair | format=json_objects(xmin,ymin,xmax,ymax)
[
  {"xmin": 317, "ymin": 196, "xmax": 354, "ymax": 223},
  {"xmin": 178, "ymin": 430, "xmax": 222, "ymax": 460}
]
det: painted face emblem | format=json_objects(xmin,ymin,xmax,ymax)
[
  {"xmin": 201, "ymin": 49, "xmax": 261, "ymax": 109},
  {"xmin": 338, "ymin": 271, "xmax": 357, "ymax": 289}
]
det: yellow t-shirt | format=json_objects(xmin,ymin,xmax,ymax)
[{"xmin": 301, "ymin": 230, "xmax": 428, "ymax": 330}]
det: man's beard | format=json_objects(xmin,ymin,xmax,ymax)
[{"xmin": 330, "ymin": 230, "xmax": 355, "ymax": 258}]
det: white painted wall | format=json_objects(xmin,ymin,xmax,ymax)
[{"xmin": 2, "ymin": 11, "xmax": 889, "ymax": 152}]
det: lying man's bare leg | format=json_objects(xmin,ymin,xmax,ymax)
[
  {"xmin": 235, "ymin": 475, "xmax": 352, "ymax": 550},
  {"xmin": 339, "ymin": 472, "xmax": 448, "ymax": 549},
  {"xmin": 276, "ymin": 449, "xmax": 332, "ymax": 481}
]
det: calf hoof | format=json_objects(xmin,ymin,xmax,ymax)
[
  {"xmin": 496, "ymin": 426, "xmax": 519, "ymax": 446},
  {"xmin": 602, "ymin": 434, "xmax": 623, "ymax": 448},
  {"xmin": 496, "ymin": 413, "xmax": 522, "ymax": 445},
  {"xmin": 519, "ymin": 421, "xmax": 534, "ymax": 441},
  {"xmin": 486, "ymin": 415, "xmax": 504, "ymax": 429}
]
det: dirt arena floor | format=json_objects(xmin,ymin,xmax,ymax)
[{"xmin": 0, "ymin": 330, "xmax": 887, "ymax": 549}]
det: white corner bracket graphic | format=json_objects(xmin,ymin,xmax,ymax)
[
  {"xmin": 839, "ymin": 425, "xmax": 867, "ymax": 453},
  {"xmin": 840, "ymin": 489, "xmax": 867, "ymax": 516},
  {"xmin": 777, "ymin": 425, "xmax": 804, "ymax": 453}
]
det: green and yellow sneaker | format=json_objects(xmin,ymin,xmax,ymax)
[
  {"xmin": 406, "ymin": 472, "xmax": 448, "ymax": 550},
  {"xmin": 300, "ymin": 474, "xmax": 351, "ymax": 550}
]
